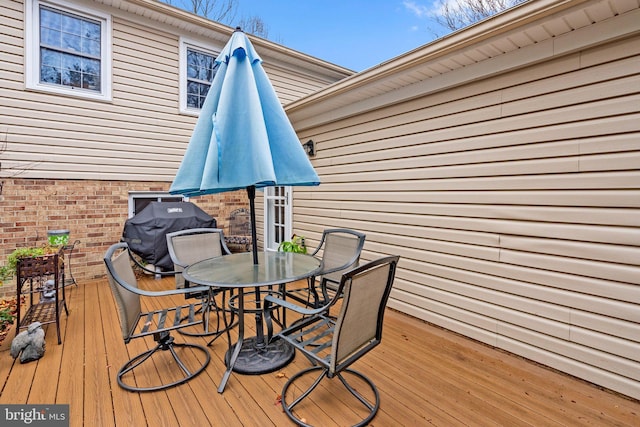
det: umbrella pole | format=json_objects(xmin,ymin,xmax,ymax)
[
  {"xmin": 247, "ymin": 185, "xmax": 259, "ymax": 265},
  {"xmin": 247, "ymin": 186, "xmax": 266, "ymax": 348}
]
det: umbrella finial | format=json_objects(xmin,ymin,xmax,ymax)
[{"xmin": 235, "ymin": 26, "xmax": 243, "ymax": 32}]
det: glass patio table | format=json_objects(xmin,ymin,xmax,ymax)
[{"xmin": 183, "ymin": 251, "xmax": 322, "ymax": 393}]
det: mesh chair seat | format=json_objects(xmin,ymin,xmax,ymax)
[
  {"xmin": 104, "ymin": 242, "xmax": 211, "ymax": 392},
  {"xmin": 264, "ymin": 255, "xmax": 399, "ymax": 427}
]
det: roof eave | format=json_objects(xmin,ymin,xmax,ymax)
[
  {"xmin": 284, "ymin": 0, "xmax": 596, "ymax": 121},
  {"xmin": 92, "ymin": 0, "xmax": 354, "ymax": 80}
]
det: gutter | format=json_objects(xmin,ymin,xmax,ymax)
[
  {"xmin": 285, "ymin": 0, "xmax": 592, "ymax": 113},
  {"xmin": 94, "ymin": 0, "xmax": 354, "ymax": 79}
]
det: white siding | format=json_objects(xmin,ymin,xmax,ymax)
[{"xmin": 286, "ymin": 3, "xmax": 640, "ymax": 400}]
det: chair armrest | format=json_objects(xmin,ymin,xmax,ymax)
[
  {"xmin": 107, "ymin": 262, "xmax": 209, "ymax": 298},
  {"xmin": 137, "ymin": 285, "xmax": 212, "ymax": 298},
  {"xmin": 263, "ymin": 295, "xmax": 327, "ymax": 317},
  {"xmin": 264, "ymin": 294, "xmax": 334, "ymax": 342}
]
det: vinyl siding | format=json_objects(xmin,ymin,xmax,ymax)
[
  {"xmin": 0, "ymin": 0, "xmax": 349, "ymax": 181},
  {"xmin": 285, "ymin": 6, "xmax": 640, "ymax": 400},
  {"xmin": 264, "ymin": 64, "xmax": 338, "ymax": 105},
  {"xmin": 1, "ymin": 0, "xmax": 23, "ymax": 84},
  {"xmin": 0, "ymin": 0, "xmax": 350, "ymax": 287}
]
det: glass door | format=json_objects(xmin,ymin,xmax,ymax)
[{"xmin": 264, "ymin": 186, "xmax": 292, "ymax": 251}]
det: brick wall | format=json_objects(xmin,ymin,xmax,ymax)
[{"xmin": 0, "ymin": 178, "xmax": 248, "ymax": 295}]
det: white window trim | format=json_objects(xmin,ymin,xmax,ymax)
[
  {"xmin": 25, "ymin": 0, "xmax": 113, "ymax": 101},
  {"xmin": 127, "ymin": 191, "xmax": 187, "ymax": 218},
  {"xmin": 179, "ymin": 37, "xmax": 219, "ymax": 116}
]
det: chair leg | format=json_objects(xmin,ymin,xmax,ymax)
[
  {"xmin": 179, "ymin": 290, "xmax": 237, "ymax": 341},
  {"xmin": 207, "ymin": 289, "xmax": 238, "ymax": 346},
  {"xmin": 281, "ymin": 366, "xmax": 380, "ymax": 427},
  {"xmin": 281, "ymin": 366, "xmax": 327, "ymax": 427},
  {"xmin": 337, "ymin": 370, "xmax": 379, "ymax": 415},
  {"xmin": 117, "ymin": 333, "xmax": 210, "ymax": 392}
]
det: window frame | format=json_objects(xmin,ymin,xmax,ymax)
[
  {"xmin": 179, "ymin": 37, "xmax": 219, "ymax": 116},
  {"xmin": 127, "ymin": 192, "xmax": 187, "ymax": 218},
  {"xmin": 25, "ymin": 0, "xmax": 112, "ymax": 101}
]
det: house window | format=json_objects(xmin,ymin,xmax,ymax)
[
  {"xmin": 179, "ymin": 38, "xmax": 219, "ymax": 114},
  {"xmin": 26, "ymin": 0, "xmax": 112, "ymax": 101},
  {"xmin": 187, "ymin": 48, "xmax": 218, "ymax": 108},
  {"xmin": 128, "ymin": 192, "xmax": 186, "ymax": 218}
]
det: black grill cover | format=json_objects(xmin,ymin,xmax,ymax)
[{"xmin": 122, "ymin": 201, "xmax": 216, "ymax": 270}]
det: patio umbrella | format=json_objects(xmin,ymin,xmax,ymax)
[{"xmin": 170, "ymin": 28, "xmax": 320, "ymax": 264}]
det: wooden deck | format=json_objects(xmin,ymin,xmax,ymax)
[{"xmin": 1, "ymin": 275, "xmax": 638, "ymax": 426}]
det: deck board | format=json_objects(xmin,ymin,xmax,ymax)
[{"xmin": 0, "ymin": 276, "xmax": 638, "ymax": 426}]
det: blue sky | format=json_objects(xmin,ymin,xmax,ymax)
[{"xmin": 234, "ymin": 1, "xmax": 449, "ymax": 71}]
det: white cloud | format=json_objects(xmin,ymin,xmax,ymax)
[
  {"xmin": 402, "ymin": 1, "xmax": 432, "ymax": 18},
  {"xmin": 432, "ymin": 0, "xmax": 464, "ymax": 17}
]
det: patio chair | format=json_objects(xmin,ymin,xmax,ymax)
[
  {"xmin": 166, "ymin": 228, "xmax": 235, "ymax": 341},
  {"xmin": 103, "ymin": 242, "xmax": 211, "ymax": 392},
  {"xmin": 286, "ymin": 228, "xmax": 366, "ymax": 309},
  {"xmin": 264, "ymin": 255, "xmax": 399, "ymax": 427}
]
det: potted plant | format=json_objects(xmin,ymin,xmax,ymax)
[
  {"xmin": 1, "ymin": 245, "xmax": 60, "ymax": 282},
  {"xmin": 277, "ymin": 234, "xmax": 308, "ymax": 254}
]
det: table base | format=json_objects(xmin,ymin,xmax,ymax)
[{"xmin": 225, "ymin": 336, "xmax": 295, "ymax": 375}]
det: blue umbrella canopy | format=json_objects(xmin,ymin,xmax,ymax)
[
  {"xmin": 170, "ymin": 29, "xmax": 319, "ymax": 264},
  {"xmin": 170, "ymin": 29, "xmax": 320, "ymax": 197}
]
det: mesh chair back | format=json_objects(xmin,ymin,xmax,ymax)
[
  {"xmin": 330, "ymin": 256, "xmax": 398, "ymax": 373},
  {"xmin": 320, "ymin": 231, "xmax": 365, "ymax": 286},
  {"xmin": 104, "ymin": 246, "xmax": 142, "ymax": 342},
  {"xmin": 167, "ymin": 229, "xmax": 227, "ymax": 289},
  {"xmin": 104, "ymin": 242, "xmax": 212, "ymax": 392}
]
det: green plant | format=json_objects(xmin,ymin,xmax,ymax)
[
  {"xmin": 0, "ymin": 265, "xmax": 11, "ymax": 282},
  {"xmin": 1, "ymin": 245, "xmax": 59, "ymax": 281},
  {"xmin": 0, "ymin": 306, "xmax": 15, "ymax": 324},
  {"xmin": 278, "ymin": 234, "xmax": 307, "ymax": 254},
  {"xmin": 0, "ymin": 297, "xmax": 17, "ymax": 333}
]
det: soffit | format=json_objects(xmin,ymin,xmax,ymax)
[{"xmin": 286, "ymin": 0, "xmax": 640, "ymax": 128}]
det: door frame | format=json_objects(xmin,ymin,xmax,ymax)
[{"xmin": 263, "ymin": 186, "xmax": 292, "ymax": 251}]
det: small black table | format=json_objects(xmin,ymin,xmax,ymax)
[{"xmin": 184, "ymin": 251, "xmax": 321, "ymax": 393}]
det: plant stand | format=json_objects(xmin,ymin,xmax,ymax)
[
  {"xmin": 61, "ymin": 240, "xmax": 80, "ymax": 287},
  {"xmin": 16, "ymin": 252, "xmax": 69, "ymax": 344}
]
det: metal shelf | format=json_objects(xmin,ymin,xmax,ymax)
[{"xmin": 16, "ymin": 252, "xmax": 69, "ymax": 345}]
